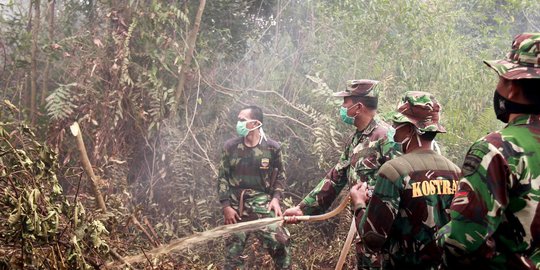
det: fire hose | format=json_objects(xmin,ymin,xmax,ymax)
[
  {"xmin": 283, "ymin": 195, "xmax": 354, "ymax": 270},
  {"xmin": 110, "ymin": 195, "xmax": 354, "ymax": 267}
]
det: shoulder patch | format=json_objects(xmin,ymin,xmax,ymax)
[{"xmin": 461, "ymin": 141, "xmax": 490, "ymax": 177}]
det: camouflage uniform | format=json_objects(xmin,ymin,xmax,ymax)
[
  {"xmin": 355, "ymin": 92, "xmax": 461, "ymax": 269},
  {"xmin": 298, "ymin": 80, "xmax": 399, "ymax": 269},
  {"xmin": 217, "ymin": 137, "xmax": 291, "ymax": 270},
  {"xmin": 438, "ymin": 33, "xmax": 540, "ymax": 269}
]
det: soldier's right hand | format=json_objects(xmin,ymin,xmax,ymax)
[
  {"xmin": 223, "ymin": 206, "xmax": 241, "ymax": 224},
  {"xmin": 282, "ymin": 206, "xmax": 304, "ymax": 224}
]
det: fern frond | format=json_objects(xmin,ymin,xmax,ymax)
[
  {"xmin": 45, "ymin": 83, "xmax": 78, "ymax": 121},
  {"xmin": 120, "ymin": 18, "xmax": 138, "ymax": 87}
]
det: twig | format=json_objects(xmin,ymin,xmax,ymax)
[
  {"xmin": 109, "ymin": 249, "xmax": 135, "ymax": 270},
  {"xmin": 141, "ymin": 247, "xmax": 153, "ymax": 268},
  {"xmin": 0, "ymin": 41, "xmax": 6, "ymax": 80},
  {"xmin": 189, "ymin": 129, "xmax": 218, "ymax": 176},
  {"xmin": 57, "ymin": 172, "xmax": 83, "ymax": 242},
  {"xmin": 176, "ymin": 56, "xmax": 203, "ymax": 150},
  {"xmin": 130, "ymin": 214, "xmax": 159, "ymax": 247},
  {"xmin": 143, "ymin": 217, "xmax": 161, "ymax": 246},
  {"xmin": 264, "ymin": 113, "xmax": 314, "ymax": 131},
  {"xmin": 56, "ymin": 243, "xmax": 66, "ymax": 268}
]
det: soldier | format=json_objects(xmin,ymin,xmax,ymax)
[
  {"xmin": 437, "ymin": 33, "xmax": 540, "ymax": 269},
  {"xmin": 350, "ymin": 91, "xmax": 462, "ymax": 269},
  {"xmin": 217, "ymin": 105, "xmax": 291, "ymax": 270},
  {"xmin": 283, "ymin": 79, "xmax": 398, "ymax": 269}
]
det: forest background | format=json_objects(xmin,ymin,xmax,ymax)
[{"xmin": 1, "ymin": 0, "xmax": 539, "ymax": 269}]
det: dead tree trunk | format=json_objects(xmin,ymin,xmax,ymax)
[
  {"xmin": 173, "ymin": 0, "xmax": 206, "ymax": 114},
  {"xmin": 30, "ymin": 0, "xmax": 41, "ymax": 125},
  {"xmin": 70, "ymin": 122, "xmax": 107, "ymax": 212},
  {"xmin": 40, "ymin": 0, "xmax": 55, "ymax": 106}
]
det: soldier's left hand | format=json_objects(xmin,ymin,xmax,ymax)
[
  {"xmin": 267, "ymin": 198, "xmax": 283, "ymax": 217},
  {"xmin": 350, "ymin": 182, "xmax": 369, "ymax": 206}
]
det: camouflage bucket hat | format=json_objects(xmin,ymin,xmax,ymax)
[
  {"xmin": 390, "ymin": 91, "xmax": 446, "ymax": 133},
  {"xmin": 333, "ymin": 79, "xmax": 380, "ymax": 98},
  {"xmin": 484, "ymin": 33, "xmax": 540, "ymax": 80}
]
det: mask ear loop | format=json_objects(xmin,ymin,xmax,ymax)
[
  {"xmin": 403, "ymin": 136, "xmax": 412, "ymax": 152},
  {"xmin": 351, "ymin": 102, "xmax": 363, "ymax": 118},
  {"xmin": 246, "ymin": 120, "xmax": 265, "ymax": 144},
  {"xmin": 415, "ymin": 129, "xmax": 423, "ymax": 148},
  {"xmin": 259, "ymin": 126, "xmax": 267, "ymax": 143},
  {"xmin": 344, "ymin": 102, "xmax": 361, "ymax": 119},
  {"xmin": 246, "ymin": 120, "xmax": 262, "ymax": 131},
  {"xmin": 400, "ymin": 125, "xmax": 418, "ymax": 152}
]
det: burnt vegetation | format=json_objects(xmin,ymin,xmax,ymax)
[{"xmin": 0, "ymin": 0, "xmax": 538, "ymax": 269}]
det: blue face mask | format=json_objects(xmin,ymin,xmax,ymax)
[
  {"xmin": 339, "ymin": 104, "xmax": 359, "ymax": 125},
  {"xmin": 236, "ymin": 120, "xmax": 260, "ymax": 137}
]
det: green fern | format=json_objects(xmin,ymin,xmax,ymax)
[{"xmin": 45, "ymin": 83, "xmax": 78, "ymax": 120}]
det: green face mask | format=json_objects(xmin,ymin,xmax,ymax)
[
  {"xmin": 339, "ymin": 104, "xmax": 358, "ymax": 125},
  {"xmin": 387, "ymin": 127, "xmax": 396, "ymax": 143},
  {"xmin": 236, "ymin": 120, "xmax": 260, "ymax": 137}
]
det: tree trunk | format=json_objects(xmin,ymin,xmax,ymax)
[
  {"xmin": 30, "ymin": 0, "xmax": 41, "ymax": 125},
  {"xmin": 70, "ymin": 122, "xmax": 108, "ymax": 212},
  {"xmin": 173, "ymin": 0, "xmax": 206, "ymax": 113},
  {"xmin": 40, "ymin": 0, "xmax": 55, "ymax": 106},
  {"xmin": 22, "ymin": 0, "xmax": 33, "ymax": 112}
]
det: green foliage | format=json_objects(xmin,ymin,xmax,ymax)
[
  {"xmin": 0, "ymin": 103, "xmax": 113, "ymax": 268},
  {"xmin": 0, "ymin": 106, "xmax": 63, "ymax": 266},
  {"xmin": 0, "ymin": 120, "xmax": 63, "ymax": 246},
  {"xmin": 1, "ymin": 0, "xmax": 540, "ymax": 268},
  {"xmin": 45, "ymin": 83, "xmax": 78, "ymax": 120},
  {"xmin": 199, "ymin": 0, "xmax": 278, "ymax": 60}
]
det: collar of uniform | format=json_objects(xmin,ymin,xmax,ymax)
[
  {"xmin": 508, "ymin": 114, "xmax": 540, "ymax": 126},
  {"xmin": 360, "ymin": 118, "xmax": 378, "ymax": 136}
]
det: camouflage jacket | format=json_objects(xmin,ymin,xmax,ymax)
[
  {"xmin": 298, "ymin": 118, "xmax": 397, "ymax": 215},
  {"xmin": 356, "ymin": 149, "xmax": 461, "ymax": 268},
  {"xmin": 438, "ymin": 114, "xmax": 540, "ymax": 269},
  {"xmin": 217, "ymin": 137, "xmax": 286, "ymax": 217}
]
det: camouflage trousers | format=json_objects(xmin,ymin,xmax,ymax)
[
  {"xmin": 224, "ymin": 222, "xmax": 291, "ymax": 270},
  {"xmin": 355, "ymin": 237, "xmax": 382, "ymax": 270},
  {"xmin": 224, "ymin": 196, "xmax": 291, "ymax": 270}
]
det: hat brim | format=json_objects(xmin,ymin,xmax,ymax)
[
  {"xmin": 332, "ymin": 91, "xmax": 352, "ymax": 97},
  {"xmin": 389, "ymin": 111, "xmax": 410, "ymax": 124},
  {"xmin": 484, "ymin": 59, "xmax": 540, "ymax": 80},
  {"xmin": 389, "ymin": 112, "xmax": 447, "ymax": 133}
]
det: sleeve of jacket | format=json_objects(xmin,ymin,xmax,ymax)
[
  {"xmin": 298, "ymin": 148, "xmax": 350, "ymax": 215},
  {"xmin": 356, "ymin": 166, "xmax": 401, "ymax": 252},
  {"xmin": 438, "ymin": 139, "xmax": 510, "ymax": 265},
  {"xmin": 217, "ymin": 145, "xmax": 232, "ymax": 208},
  {"xmin": 356, "ymin": 135, "xmax": 399, "ymax": 185},
  {"xmin": 271, "ymin": 144, "xmax": 286, "ymax": 200}
]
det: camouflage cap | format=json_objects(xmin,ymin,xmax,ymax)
[
  {"xmin": 333, "ymin": 79, "xmax": 380, "ymax": 98},
  {"xmin": 389, "ymin": 91, "xmax": 446, "ymax": 133},
  {"xmin": 484, "ymin": 33, "xmax": 540, "ymax": 80}
]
